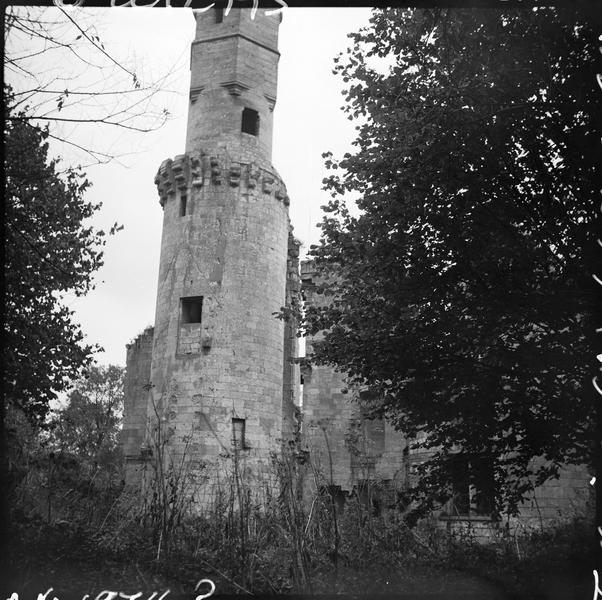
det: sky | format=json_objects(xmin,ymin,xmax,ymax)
[{"xmin": 7, "ymin": 6, "xmax": 374, "ymax": 368}]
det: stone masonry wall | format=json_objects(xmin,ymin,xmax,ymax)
[
  {"xmin": 281, "ymin": 230, "xmax": 301, "ymax": 443},
  {"xmin": 186, "ymin": 8, "xmax": 280, "ymax": 160},
  {"xmin": 122, "ymin": 326, "xmax": 153, "ymax": 485},
  {"xmin": 511, "ymin": 462, "xmax": 592, "ymax": 529},
  {"xmin": 149, "ymin": 150, "xmax": 291, "ymax": 506},
  {"xmin": 300, "ymin": 261, "xmax": 407, "ymax": 496},
  {"xmin": 119, "ymin": 8, "xmax": 292, "ymax": 508}
]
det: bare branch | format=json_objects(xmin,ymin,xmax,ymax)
[
  {"xmin": 5, "ymin": 7, "xmax": 184, "ymax": 164},
  {"xmin": 12, "ymin": 85, "xmax": 170, "ymax": 97},
  {"xmin": 58, "ymin": 6, "xmax": 140, "ymax": 86},
  {"xmin": 46, "ymin": 131, "xmax": 117, "ymax": 165},
  {"xmin": 10, "ymin": 114, "xmax": 168, "ymax": 133}
]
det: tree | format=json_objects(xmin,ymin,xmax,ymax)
[
  {"xmin": 2, "ymin": 5, "xmax": 176, "ymax": 564},
  {"xmin": 2, "ymin": 89, "xmax": 118, "ymax": 566},
  {"xmin": 49, "ymin": 365, "xmax": 125, "ymax": 469},
  {"xmin": 4, "ymin": 6, "xmax": 177, "ymax": 166},
  {"xmin": 3, "ymin": 90, "xmax": 116, "ymax": 424},
  {"xmin": 306, "ymin": 8, "xmax": 601, "ymax": 520}
]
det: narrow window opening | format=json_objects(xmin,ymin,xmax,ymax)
[
  {"xmin": 232, "ymin": 418, "xmax": 246, "ymax": 450},
  {"xmin": 181, "ymin": 296, "xmax": 203, "ymax": 324},
  {"xmin": 241, "ymin": 108, "xmax": 259, "ymax": 136},
  {"xmin": 215, "ymin": 8, "xmax": 224, "ymax": 23},
  {"xmin": 402, "ymin": 446, "xmax": 410, "ymax": 489},
  {"xmin": 448, "ymin": 454, "xmax": 495, "ymax": 517},
  {"xmin": 180, "ymin": 194, "xmax": 187, "ymax": 217},
  {"xmin": 361, "ymin": 407, "xmax": 385, "ymax": 455},
  {"xmin": 472, "ymin": 457, "xmax": 495, "ymax": 516},
  {"xmin": 450, "ymin": 455, "xmax": 470, "ymax": 516}
]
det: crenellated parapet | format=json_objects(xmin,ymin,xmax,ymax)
[{"xmin": 154, "ymin": 151, "xmax": 290, "ymax": 208}]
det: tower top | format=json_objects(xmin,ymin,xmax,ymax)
[
  {"xmin": 186, "ymin": 8, "xmax": 282, "ymax": 162},
  {"xmin": 193, "ymin": 7, "xmax": 281, "ymax": 51}
]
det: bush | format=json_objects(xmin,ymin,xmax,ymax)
[{"xmin": 4, "ymin": 426, "xmax": 595, "ymax": 598}]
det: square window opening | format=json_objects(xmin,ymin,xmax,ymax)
[
  {"xmin": 180, "ymin": 194, "xmax": 187, "ymax": 217},
  {"xmin": 181, "ymin": 296, "xmax": 203, "ymax": 324},
  {"xmin": 241, "ymin": 108, "xmax": 259, "ymax": 136},
  {"xmin": 232, "ymin": 418, "xmax": 246, "ymax": 450}
]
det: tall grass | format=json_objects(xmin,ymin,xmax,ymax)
[{"xmin": 5, "ymin": 406, "xmax": 595, "ymax": 596}]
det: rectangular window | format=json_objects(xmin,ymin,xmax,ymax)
[
  {"xmin": 472, "ymin": 457, "xmax": 495, "ymax": 516},
  {"xmin": 215, "ymin": 7, "xmax": 224, "ymax": 23},
  {"xmin": 402, "ymin": 446, "xmax": 410, "ymax": 490},
  {"xmin": 232, "ymin": 418, "xmax": 246, "ymax": 450},
  {"xmin": 241, "ymin": 107, "xmax": 259, "ymax": 136},
  {"xmin": 181, "ymin": 296, "xmax": 203, "ymax": 324},
  {"xmin": 177, "ymin": 296, "xmax": 203, "ymax": 355},
  {"xmin": 180, "ymin": 194, "xmax": 187, "ymax": 217},
  {"xmin": 362, "ymin": 416, "xmax": 385, "ymax": 455},
  {"xmin": 450, "ymin": 455, "xmax": 471, "ymax": 516},
  {"xmin": 449, "ymin": 454, "xmax": 495, "ymax": 517}
]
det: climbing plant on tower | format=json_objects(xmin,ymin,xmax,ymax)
[{"xmin": 306, "ymin": 7, "xmax": 601, "ymax": 521}]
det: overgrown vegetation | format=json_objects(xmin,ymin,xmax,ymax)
[{"xmin": 3, "ymin": 409, "xmax": 595, "ymax": 597}]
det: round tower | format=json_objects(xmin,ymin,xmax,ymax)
[{"xmin": 148, "ymin": 7, "xmax": 291, "ymax": 504}]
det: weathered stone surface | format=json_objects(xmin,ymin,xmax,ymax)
[
  {"xmin": 124, "ymin": 8, "xmax": 296, "ymax": 506},
  {"xmin": 301, "ymin": 262, "xmax": 406, "ymax": 495},
  {"xmin": 122, "ymin": 326, "xmax": 153, "ymax": 486},
  {"xmin": 187, "ymin": 8, "xmax": 280, "ymax": 161}
]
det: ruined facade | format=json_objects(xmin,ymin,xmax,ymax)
[
  {"xmin": 300, "ymin": 264, "xmax": 591, "ymax": 535},
  {"xmin": 122, "ymin": 8, "xmax": 591, "ymax": 529}
]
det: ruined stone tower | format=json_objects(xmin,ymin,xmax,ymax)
[{"xmin": 122, "ymin": 7, "xmax": 298, "ymax": 503}]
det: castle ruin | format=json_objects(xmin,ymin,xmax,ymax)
[{"xmin": 122, "ymin": 8, "xmax": 591, "ymax": 533}]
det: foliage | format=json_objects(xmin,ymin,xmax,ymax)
[
  {"xmin": 2, "ymin": 401, "xmax": 595, "ymax": 596},
  {"xmin": 49, "ymin": 365, "xmax": 125, "ymax": 469},
  {"xmin": 4, "ymin": 401, "xmax": 125, "ymax": 544},
  {"xmin": 305, "ymin": 7, "xmax": 601, "ymax": 516},
  {"xmin": 3, "ymin": 88, "xmax": 117, "ymax": 424},
  {"xmin": 4, "ymin": 449, "xmax": 595, "ymax": 597}
]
